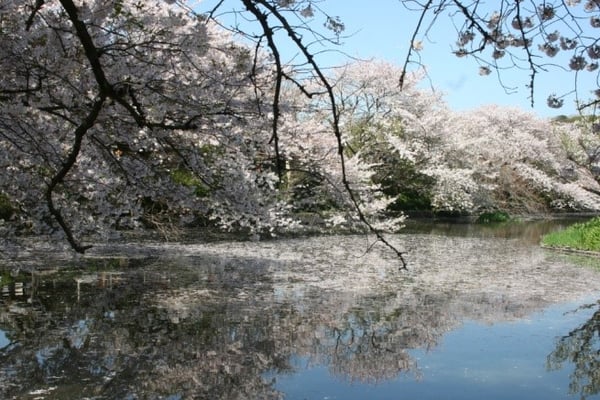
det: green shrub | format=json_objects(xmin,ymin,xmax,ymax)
[
  {"xmin": 477, "ymin": 211, "xmax": 510, "ymax": 223},
  {"xmin": 0, "ymin": 193, "xmax": 15, "ymax": 220},
  {"xmin": 171, "ymin": 168, "xmax": 210, "ymax": 197}
]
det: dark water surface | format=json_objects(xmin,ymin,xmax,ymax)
[{"xmin": 2, "ymin": 220, "xmax": 600, "ymax": 399}]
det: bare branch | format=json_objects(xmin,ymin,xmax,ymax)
[
  {"xmin": 400, "ymin": 0, "xmax": 434, "ymax": 90},
  {"xmin": 241, "ymin": 0, "xmax": 285, "ymax": 180}
]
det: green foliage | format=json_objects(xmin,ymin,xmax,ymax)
[
  {"xmin": 286, "ymin": 167, "xmax": 338, "ymax": 212},
  {"xmin": 171, "ymin": 168, "xmax": 210, "ymax": 197},
  {"xmin": 373, "ymin": 157, "xmax": 435, "ymax": 213},
  {"xmin": 552, "ymin": 114, "xmax": 598, "ymax": 124},
  {"xmin": 0, "ymin": 193, "xmax": 15, "ymax": 220},
  {"xmin": 477, "ymin": 211, "xmax": 510, "ymax": 224},
  {"xmin": 346, "ymin": 119, "xmax": 434, "ymax": 214},
  {"xmin": 0, "ymin": 271, "xmax": 14, "ymax": 286},
  {"xmin": 542, "ymin": 217, "xmax": 600, "ymax": 251}
]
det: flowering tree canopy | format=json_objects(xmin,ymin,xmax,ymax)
[
  {"xmin": 0, "ymin": 0, "xmax": 407, "ymax": 265},
  {"xmin": 330, "ymin": 59, "xmax": 600, "ymax": 215},
  {"xmin": 1, "ymin": 0, "xmax": 293, "ymax": 253}
]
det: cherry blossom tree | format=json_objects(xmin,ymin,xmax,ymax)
[
  {"xmin": 438, "ymin": 105, "xmax": 600, "ymax": 213},
  {"xmin": 333, "ymin": 59, "xmax": 448, "ymax": 213},
  {"xmin": 4, "ymin": 0, "xmax": 599, "ymax": 267},
  {"xmin": 0, "ymin": 0, "xmax": 407, "ymax": 266},
  {"xmin": 0, "ymin": 0, "xmax": 291, "ymax": 253},
  {"xmin": 274, "ymin": 69, "xmax": 406, "ymax": 233},
  {"xmin": 331, "ymin": 59, "xmax": 600, "ymax": 215}
]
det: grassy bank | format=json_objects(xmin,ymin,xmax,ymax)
[{"xmin": 541, "ymin": 217, "xmax": 600, "ymax": 252}]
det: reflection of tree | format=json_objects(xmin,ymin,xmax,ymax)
[
  {"xmin": 0, "ymin": 247, "xmax": 577, "ymax": 399},
  {"xmin": 0, "ymin": 259, "xmax": 287, "ymax": 399},
  {"xmin": 300, "ymin": 292, "xmax": 452, "ymax": 383},
  {"xmin": 326, "ymin": 309, "xmax": 419, "ymax": 383},
  {"xmin": 547, "ymin": 301, "xmax": 600, "ymax": 400}
]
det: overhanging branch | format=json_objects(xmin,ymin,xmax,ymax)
[
  {"xmin": 45, "ymin": 97, "xmax": 105, "ymax": 253},
  {"xmin": 244, "ymin": 0, "xmax": 408, "ymax": 268}
]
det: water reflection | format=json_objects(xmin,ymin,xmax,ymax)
[
  {"xmin": 1, "ymin": 259, "xmax": 283, "ymax": 399},
  {"xmin": 0, "ymin": 227, "xmax": 600, "ymax": 399},
  {"xmin": 548, "ymin": 301, "xmax": 600, "ymax": 399}
]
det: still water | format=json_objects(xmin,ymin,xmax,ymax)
[{"xmin": 1, "ymin": 220, "xmax": 600, "ymax": 399}]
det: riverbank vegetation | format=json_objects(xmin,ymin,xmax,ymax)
[{"xmin": 542, "ymin": 217, "xmax": 600, "ymax": 252}]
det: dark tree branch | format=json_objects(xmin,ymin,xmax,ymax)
[
  {"xmin": 400, "ymin": 0, "xmax": 433, "ymax": 90},
  {"xmin": 451, "ymin": 0, "xmax": 494, "ymax": 50},
  {"xmin": 25, "ymin": 0, "xmax": 45, "ymax": 31},
  {"xmin": 59, "ymin": 0, "xmax": 111, "ymax": 95},
  {"xmin": 244, "ymin": 0, "xmax": 408, "ymax": 269},
  {"xmin": 514, "ymin": 2, "xmax": 537, "ymax": 107},
  {"xmin": 241, "ymin": 0, "xmax": 285, "ymax": 181},
  {"xmin": 45, "ymin": 97, "xmax": 105, "ymax": 253},
  {"xmin": 43, "ymin": 0, "xmax": 113, "ymax": 253}
]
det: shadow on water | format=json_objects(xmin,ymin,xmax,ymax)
[{"xmin": 0, "ymin": 219, "xmax": 599, "ymax": 399}]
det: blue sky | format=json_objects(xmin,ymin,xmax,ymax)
[{"xmin": 201, "ymin": 0, "xmax": 598, "ymax": 118}]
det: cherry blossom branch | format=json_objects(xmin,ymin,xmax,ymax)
[
  {"xmin": 47, "ymin": 0, "xmax": 213, "ymax": 253},
  {"xmin": 244, "ymin": 0, "xmax": 408, "ymax": 269}
]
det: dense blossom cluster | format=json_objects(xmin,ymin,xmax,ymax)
[
  {"xmin": 333, "ymin": 61, "xmax": 600, "ymax": 214},
  {"xmin": 0, "ymin": 0, "xmax": 399, "ymax": 252},
  {"xmin": 0, "ymin": 0, "xmax": 289, "ymax": 250}
]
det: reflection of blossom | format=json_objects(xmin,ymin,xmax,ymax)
[{"xmin": 3, "ymin": 232, "xmax": 600, "ymax": 398}]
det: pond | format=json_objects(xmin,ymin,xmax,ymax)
[{"xmin": 1, "ymin": 220, "xmax": 600, "ymax": 399}]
